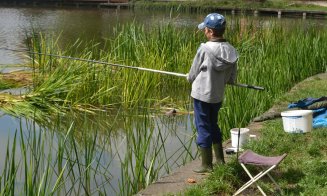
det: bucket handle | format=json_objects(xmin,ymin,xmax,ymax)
[
  {"xmin": 237, "ymin": 128, "xmax": 241, "ymax": 159},
  {"xmin": 285, "ymin": 116, "xmax": 302, "ymax": 119}
]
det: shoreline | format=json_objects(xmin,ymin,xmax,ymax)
[{"xmin": 0, "ymin": 1, "xmax": 327, "ymax": 19}]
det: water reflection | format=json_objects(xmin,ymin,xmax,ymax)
[
  {"xmin": 0, "ymin": 7, "xmax": 201, "ymax": 65},
  {"xmin": 0, "ymin": 108, "xmax": 196, "ymax": 194},
  {"xmin": 1, "ymin": 7, "xmax": 326, "ymax": 65}
]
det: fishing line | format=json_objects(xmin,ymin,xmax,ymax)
[{"xmin": 0, "ymin": 47, "xmax": 265, "ymax": 90}]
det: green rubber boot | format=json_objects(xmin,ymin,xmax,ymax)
[
  {"xmin": 213, "ymin": 142, "xmax": 225, "ymax": 165},
  {"xmin": 193, "ymin": 147, "xmax": 213, "ymax": 173}
]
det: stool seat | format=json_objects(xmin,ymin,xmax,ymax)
[
  {"xmin": 239, "ymin": 150, "xmax": 287, "ymax": 166},
  {"xmin": 234, "ymin": 150, "xmax": 287, "ymax": 196}
]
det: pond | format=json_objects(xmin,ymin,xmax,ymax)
[
  {"xmin": 0, "ymin": 109, "xmax": 195, "ymax": 195},
  {"xmin": 0, "ymin": 7, "xmax": 203, "ymax": 65},
  {"xmin": 0, "ymin": 6, "xmax": 326, "ymax": 195}
]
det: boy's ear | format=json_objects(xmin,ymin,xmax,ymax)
[
  {"xmin": 209, "ymin": 29, "xmax": 214, "ymax": 35},
  {"xmin": 207, "ymin": 28, "xmax": 214, "ymax": 35}
]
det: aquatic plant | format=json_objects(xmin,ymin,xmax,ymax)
[
  {"xmin": 17, "ymin": 19, "xmax": 327, "ymax": 137},
  {"xmin": 0, "ymin": 109, "xmax": 196, "ymax": 195}
]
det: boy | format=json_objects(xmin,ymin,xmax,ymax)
[{"xmin": 187, "ymin": 13, "xmax": 238, "ymax": 173}]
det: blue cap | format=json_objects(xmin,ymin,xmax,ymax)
[{"xmin": 198, "ymin": 13, "xmax": 226, "ymax": 30}]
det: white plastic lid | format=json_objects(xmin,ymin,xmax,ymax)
[
  {"xmin": 230, "ymin": 128, "xmax": 250, "ymax": 134},
  {"xmin": 281, "ymin": 110, "xmax": 313, "ymax": 117}
]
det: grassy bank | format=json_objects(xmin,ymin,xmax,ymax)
[
  {"xmin": 134, "ymin": 0, "xmax": 327, "ymax": 12},
  {"xmin": 185, "ymin": 74, "xmax": 327, "ymax": 195}
]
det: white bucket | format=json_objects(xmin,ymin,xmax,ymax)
[
  {"xmin": 230, "ymin": 128, "xmax": 250, "ymax": 148},
  {"xmin": 280, "ymin": 110, "xmax": 313, "ymax": 133}
]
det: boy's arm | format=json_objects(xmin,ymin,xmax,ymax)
[
  {"xmin": 187, "ymin": 47, "xmax": 205, "ymax": 83},
  {"xmin": 227, "ymin": 63, "xmax": 237, "ymax": 84}
]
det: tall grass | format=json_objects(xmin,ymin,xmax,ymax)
[
  {"xmin": 221, "ymin": 19, "xmax": 327, "ymax": 137},
  {"xmin": 21, "ymin": 23, "xmax": 194, "ymax": 112},
  {"xmin": 133, "ymin": 0, "xmax": 327, "ymax": 12},
  {"xmin": 0, "ymin": 109, "xmax": 196, "ymax": 195},
  {"xmin": 16, "ymin": 18, "xmax": 327, "ymax": 138},
  {"xmin": 112, "ymin": 108, "xmax": 196, "ymax": 195}
]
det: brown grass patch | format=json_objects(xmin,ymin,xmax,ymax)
[{"xmin": 0, "ymin": 71, "xmax": 33, "ymax": 86}]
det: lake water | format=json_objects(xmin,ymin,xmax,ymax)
[
  {"xmin": 1, "ymin": 7, "xmax": 325, "ymax": 65},
  {"xmin": 0, "ymin": 7, "xmax": 203, "ymax": 65}
]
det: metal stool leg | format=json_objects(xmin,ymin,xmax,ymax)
[{"xmin": 234, "ymin": 164, "xmax": 277, "ymax": 196}]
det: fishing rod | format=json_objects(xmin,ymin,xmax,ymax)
[{"xmin": 0, "ymin": 47, "xmax": 265, "ymax": 91}]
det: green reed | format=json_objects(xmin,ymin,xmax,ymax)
[
  {"xmin": 0, "ymin": 118, "xmax": 111, "ymax": 195},
  {"xmin": 0, "ymin": 109, "xmax": 196, "ymax": 195},
  {"xmin": 1, "ymin": 132, "xmax": 18, "ymax": 195},
  {"xmin": 0, "ymin": 17, "xmax": 326, "ymax": 195},
  {"xmin": 22, "ymin": 19, "xmax": 327, "ymax": 138},
  {"xmin": 117, "ymin": 111, "xmax": 196, "ymax": 195},
  {"xmin": 23, "ymin": 23, "xmax": 194, "ymax": 112},
  {"xmin": 218, "ymin": 19, "xmax": 327, "ymax": 138},
  {"xmin": 134, "ymin": 1, "xmax": 327, "ymax": 12}
]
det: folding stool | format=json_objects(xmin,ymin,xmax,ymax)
[{"xmin": 234, "ymin": 150, "xmax": 287, "ymax": 196}]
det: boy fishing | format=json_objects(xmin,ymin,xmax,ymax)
[{"xmin": 187, "ymin": 13, "xmax": 238, "ymax": 173}]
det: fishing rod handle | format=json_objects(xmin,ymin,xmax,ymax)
[{"xmin": 233, "ymin": 83, "xmax": 265, "ymax": 91}]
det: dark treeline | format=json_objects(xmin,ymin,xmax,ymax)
[{"xmin": 0, "ymin": 0, "xmax": 107, "ymax": 2}]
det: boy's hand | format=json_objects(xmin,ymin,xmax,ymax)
[{"xmin": 186, "ymin": 73, "xmax": 191, "ymax": 83}]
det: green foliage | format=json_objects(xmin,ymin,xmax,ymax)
[
  {"xmin": 134, "ymin": 0, "xmax": 327, "ymax": 12},
  {"xmin": 0, "ymin": 80, "xmax": 16, "ymax": 90},
  {"xmin": 0, "ymin": 105, "xmax": 197, "ymax": 195},
  {"xmin": 25, "ymin": 23, "xmax": 193, "ymax": 111},
  {"xmin": 6, "ymin": 18, "xmax": 326, "ymax": 138},
  {"xmin": 185, "ymin": 158, "xmax": 245, "ymax": 195}
]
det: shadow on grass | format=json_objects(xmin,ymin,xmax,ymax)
[
  {"xmin": 282, "ymin": 167, "xmax": 305, "ymax": 184},
  {"xmin": 281, "ymin": 168, "xmax": 305, "ymax": 195},
  {"xmin": 283, "ymin": 184, "xmax": 305, "ymax": 195}
]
